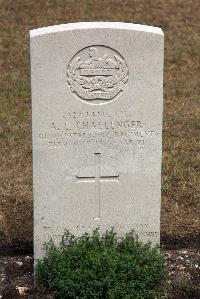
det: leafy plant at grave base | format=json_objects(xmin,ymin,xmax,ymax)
[{"xmin": 35, "ymin": 228, "xmax": 166, "ymax": 299}]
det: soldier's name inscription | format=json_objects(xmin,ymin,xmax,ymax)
[{"xmin": 34, "ymin": 110, "xmax": 160, "ymax": 151}]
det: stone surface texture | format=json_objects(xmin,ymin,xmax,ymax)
[{"xmin": 30, "ymin": 22, "xmax": 164, "ymax": 259}]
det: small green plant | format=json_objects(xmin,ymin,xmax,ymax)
[{"xmin": 35, "ymin": 229, "xmax": 166, "ymax": 299}]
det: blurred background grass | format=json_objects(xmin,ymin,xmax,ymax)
[{"xmin": 0, "ymin": 0, "xmax": 199, "ymax": 251}]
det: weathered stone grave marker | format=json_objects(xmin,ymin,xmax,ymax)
[{"xmin": 30, "ymin": 22, "xmax": 164, "ymax": 259}]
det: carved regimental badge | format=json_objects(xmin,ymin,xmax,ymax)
[{"xmin": 67, "ymin": 46, "xmax": 128, "ymax": 104}]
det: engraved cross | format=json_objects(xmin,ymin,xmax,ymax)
[{"xmin": 76, "ymin": 153, "xmax": 119, "ymax": 220}]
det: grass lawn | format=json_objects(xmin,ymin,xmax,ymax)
[{"xmin": 0, "ymin": 0, "xmax": 199, "ymax": 250}]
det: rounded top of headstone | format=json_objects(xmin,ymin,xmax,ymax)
[{"xmin": 29, "ymin": 22, "xmax": 163, "ymax": 38}]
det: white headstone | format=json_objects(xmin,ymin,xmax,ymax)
[{"xmin": 30, "ymin": 22, "xmax": 164, "ymax": 259}]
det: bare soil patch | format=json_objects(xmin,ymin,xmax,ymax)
[
  {"xmin": 0, "ymin": 250, "xmax": 199, "ymax": 298},
  {"xmin": 0, "ymin": 0, "xmax": 199, "ymax": 249}
]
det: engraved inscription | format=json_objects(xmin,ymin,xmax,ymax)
[
  {"xmin": 34, "ymin": 109, "xmax": 160, "ymax": 155},
  {"xmin": 67, "ymin": 46, "xmax": 128, "ymax": 103},
  {"xmin": 35, "ymin": 109, "xmax": 160, "ymax": 153},
  {"xmin": 76, "ymin": 153, "xmax": 119, "ymax": 220},
  {"xmin": 138, "ymin": 231, "xmax": 159, "ymax": 238}
]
